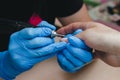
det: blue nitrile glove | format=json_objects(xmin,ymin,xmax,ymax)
[
  {"xmin": 57, "ymin": 30, "xmax": 93, "ymax": 73},
  {"xmin": 37, "ymin": 21, "xmax": 56, "ymax": 30},
  {"xmin": 0, "ymin": 26, "xmax": 66, "ymax": 79}
]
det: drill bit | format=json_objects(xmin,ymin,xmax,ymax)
[{"xmin": 51, "ymin": 31, "xmax": 65, "ymax": 38}]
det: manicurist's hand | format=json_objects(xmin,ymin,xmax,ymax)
[
  {"xmin": 0, "ymin": 21, "xmax": 66, "ymax": 80},
  {"xmin": 57, "ymin": 29, "xmax": 93, "ymax": 72}
]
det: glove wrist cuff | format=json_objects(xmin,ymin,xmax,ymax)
[{"xmin": 0, "ymin": 51, "xmax": 15, "ymax": 80}]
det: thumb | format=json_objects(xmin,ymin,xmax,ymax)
[{"xmin": 57, "ymin": 22, "xmax": 95, "ymax": 35}]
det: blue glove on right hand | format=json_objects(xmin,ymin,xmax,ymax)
[
  {"xmin": 57, "ymin": 29, "xmax": 93, "ymax": 73},
  {"xmin": 0, "ymin": 21, "xmax": 66, "ymax": 80}
]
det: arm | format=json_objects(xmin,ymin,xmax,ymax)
[
  {"xmin": 57, "ymin": 4, "xmax": 92, "ymax": 26},
  {"xmin": 48, "ymin": 0, "xmax": 91, "ymax": 26},
  {"xmin": 57, "ymin": 22, "xmax": 120, "ymax": 67}
]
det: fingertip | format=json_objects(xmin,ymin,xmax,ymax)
[{"xmin": 68, "ymin": 36, "xmax": 79, "ymax": 44}]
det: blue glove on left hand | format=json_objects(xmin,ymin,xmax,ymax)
[
  {"xmin": 57, "ymin": 29, "xmax": 93, "ymax": 73},
  {"xmin": 0, "ymin": 21, "xmax": 66, "ymax": 80}
]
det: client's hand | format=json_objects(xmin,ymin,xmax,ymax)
[{"xmin": 57, "ymin": 22, "xmax": 120, "ymax": 67}]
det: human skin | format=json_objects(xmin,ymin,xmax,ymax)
[
  {"xmin": 16, "ymin": 58, "xmax": 120, "ymax": 80},
  {"xmin": 57, "ymin": 4, "xmax": 92, "ymax": 26},
  {"xmin": 57, "ymin": 22, "xmax": 120, "ymax": 67}
]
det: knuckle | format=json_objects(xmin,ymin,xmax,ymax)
[{"xmin": 25, "ymin": 28, "xmax": 33, "ymax": 36}]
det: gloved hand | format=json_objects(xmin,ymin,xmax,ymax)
[
  {"xmin": 57, "ymin": 29, "xmax": 93, "ymax": 72},
  {"xmin": 0, "ymin": 21, "xmax": 66, "ymax": 80},
  {"xmin": 37, "ymin": 21, "xmax": 56, "ymax": 30}
]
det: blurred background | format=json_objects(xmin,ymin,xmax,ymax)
[{"xmin": 84, "ymin": 0, "xmax": 120, "ymax": 26}]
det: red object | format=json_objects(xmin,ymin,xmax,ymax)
[{"xmin": 29, "ymin": 13, "xmax": 42, "ymax": 26}]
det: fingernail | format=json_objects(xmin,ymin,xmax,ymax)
[{"xmin": 60, "ymin": 38, "xmax": 68, "ymax": 42}]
